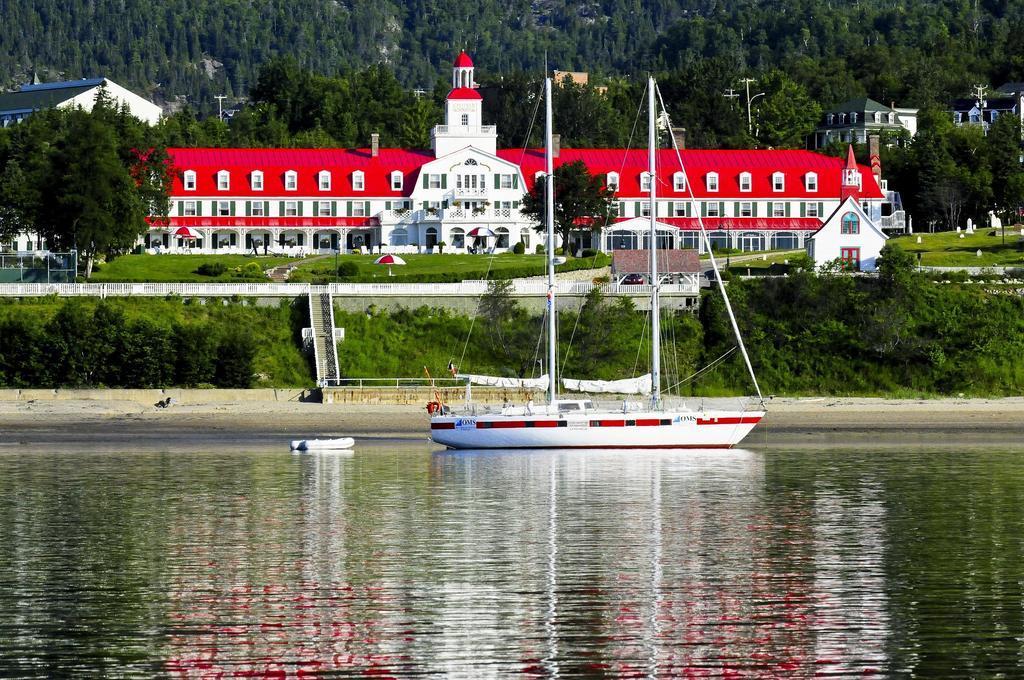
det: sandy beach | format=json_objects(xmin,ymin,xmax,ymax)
[{"xmin": 1, "ymin": 394, "xmax": 1022, "ymax": 448}]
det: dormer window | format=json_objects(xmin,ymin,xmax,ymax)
[
  {"xmin": 285, "ymin": 170, "xmax": 298, "ymax": 191},
  {"xmin": 251, "ymin": 171, "xmax": 264, "ymax": 191},
  {"xmin": 827, "ymin": 114, "xmax": 834, "ymax": 125},
  {"xmin": 535, "ymin": 170, "xmax": 546, "ymax": 182},
  {"xmin": 851, "ymin": 112, "xmax": 858, "ymax": 124},
  {"xmin": 318, "ymin": 170, "xmax": 331, "ymax": 191},
  {"xmin": 640, "ymin": 172, "xmax": 652, "ymax": 192},
  {"xmin": 805, "ymin": 172, "xmax": 818, "ymax": 192},
  {"xmin": 217, "ymin": 170, "xmax": 230, "ymax": 191},
  {"xmin": 739, "ymin": 172, "xmax": 751, "ymax": 192},
  {"xmin": 706, "ymin": 172, "xmax": 718, "ymax": 192},
  {"xmin": 888, "ymin": 112, "xmax": 895, "ymax": 124},
  {"xmin": 673, "ymin": 172, "xmax": 686, "ymax": 192},
  {"xmin": 874, "ymin": 112, "xmax": 882, "ymax": 124},
  {"xmin": 183, "ymin": 170, "xmax": 196, "ymax": 191},
  {"xmin": 391, "ymin": 171, "xmax": 403, "ymax": 191},
  {"xmin": 352, "ymin": 171, "xmax": 365, "ymax": 191},
  {"xmin": 772, "ymin": 172, "xmax": 785, "ymax": 192},
  {"xmin": 839, "ymin": 113, "xmax": 847, "ymax": 124},
  {"xmin": 606, "ymin": 172, "xmax": 619, "ymax": 191}
]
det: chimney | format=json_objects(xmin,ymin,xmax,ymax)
[
  {"xmin": 370, "ymin": 133, "xmax": 380, "ymax": 158},
  {"xmin": 868, "ymin": 134, "xmax": 881, "ymax": 187},
  {"xmin": 672, "ymin": 127, "xmax": 686, "ymax": 150},
  {"xmin": 551, "ymin": 134, "xmax": 560, "ymax": 158}
]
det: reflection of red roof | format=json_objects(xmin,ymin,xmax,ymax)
[
  {"xmin": 446, "ymin": 87, "xmax": 482, "ymax": 100},
  {"xmin": 498, "ymin": 148, "xmax": 884, "ymax": 200},
  {"xmin": 453, "ymin": 51, "xmax": 474, "ymax": 67},
  {"xmin": 167, "ymin": 148, "xmax": 433, "ymax": 197}
]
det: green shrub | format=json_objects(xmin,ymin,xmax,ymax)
[
  {"xmin": 535, "ymin": 244, "xmax": 545, "ymax": 255},
  {"xmin": 512, "ymin": 242, "xmax": 526, "ymax": 255},
  {"xmin": 581, "ymin": 248, "xmax": 599, "ymax": 258},
  {"xmin": 337, "ymin": 261, "xmax": 360, "ymax": 278},
  {"xmin": 196, "ymin": 262, "xmax": 227, "ymax": 277}
]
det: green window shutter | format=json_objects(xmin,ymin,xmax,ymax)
[
  {"xmin": 385, "ymin": 200, "xmax": 392, "ymax": 211},
  {"xmin": 513, "ymin": 175, "xmax": 519, "ymax": 189},
  {"xmin": 279, "ymin": 201, "xmax": 285, "ymax": 216},
  {"xmin": 634, "ymin": 202, "xmax": 640, "ymax": 217},
  {"xmin": 230, "ymin": 233, "xmax": 237, "ymax": 246},
  {"xmin": 494, "ymin": 174, "xmax": 500, "ymax": 188},
  {"xmin": 297, "ymin": 233, "xmax": 304, "ymax": 246},
  {"xmin": 195, "ymin": 201, "xmax": 201, "ymax": 216},
  {"xmin": 245, "ymin": 201, "xmax": 251, "ymax": 217},
  {"xmin": 212, "ymin": 236, "xmax": 218, "ymax": 250},
  {"xmin": 422, "ymin": 174, "xmax": 428, "ymax": 189},
  {"xmin": 785, "ymin": 202, "xmax": 791, "ymax": 217},
  {"xmin": 818, "ymin": 202, "xmax": 824, "ymax": 217},
  {"xmin": 230, "ymin": 202, "xmax": 235, "ymax": 216},
  {"xmin": 347, "ymin": 201, "xmax": 353, "ymax": 216},
  {"xmin": 245, "ymin": 234, "xmax": 252, "ymax": 249},
  {"xmin": 752, "ymin": 202, "xmax": 757, "ymax": 218},
  {"xmin": 512, "ymin": 200, "xmax": 519, "ymax": 208},
  {"xmin": 264, "ymin": 201, "xmax": 269, "ymax": 216},
  {"xmin": 298, "ymin": 202, "xmax": 304, "ymax": 217},
  {"xmin": 331, "ymin": 201, "xmax": 337, "ymax": 217},
  {"xmin": 734, "ymin": 202, "xmax": 740, "ymax": 216},
  {"xmin": 719, "ymin": 202, "xmax": 725, "ymax": 217},
  {"xmin": 364, "ymin": 201, "xmax": 370, "ymax": 216},
  {"xmin": 177, "ymin": 201, "xmax": 183, "ymax": 215},
  {"xmin": 441, "ymin": 175, "xmax": 447, "ymax": 189},
  {"xmin": 800, "ymin": 203, "xmax": 806, "ymax": 217},
  {"xmin": 701, "ymin": 202, "xmax": 707, "ymax": 217}
]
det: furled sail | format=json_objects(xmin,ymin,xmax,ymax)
[
  {"xmin": 457, "ymin": 373, "xmax": 550, "ymax": 389},
  {"xmin": 561, "ymin": 374, "xmax": 652, "ymax": 395}
]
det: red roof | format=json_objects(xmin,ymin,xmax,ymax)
[
  {"xmin": 627, "ymin": 217, "xmax": 825, "ymax": 231},
  {"xmin": 446, "ymin": 87, "xmax": 482, "ymax": 100},
  {"xmin": 453, "ymin": 51, "xmax": 474, "ymax": 67},
  {"xmin": 497, "ymin": 148, "xmax": 884, "ymax": 200},
  {"xmin": 167, "ymin": 148, "xmax": 433, "ymax": 197}
]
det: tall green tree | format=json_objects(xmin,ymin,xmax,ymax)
[{"xmin": 520, "ymin": 160, "xmax": 614, "ymax": 253}]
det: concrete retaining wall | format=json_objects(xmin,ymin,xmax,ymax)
[
  {"xmin": 333, "ymin": 293, "xmax": 697, "ymax": 315},
  {"xmin": 0, "ymin": 388, "xmax": 314, "ymax": 404}
]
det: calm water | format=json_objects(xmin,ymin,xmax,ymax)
[{"xmin": 1, "ymin": 443, "xmax": 1024, "ymax": 677}]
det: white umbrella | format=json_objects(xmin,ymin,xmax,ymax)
[{"xmin": 467, "ymin": 227, "xmax": 496, "ymax": 238}]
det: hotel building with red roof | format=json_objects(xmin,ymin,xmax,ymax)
[{"xmin": 148, "ymin": 52, "xmax": 889, "ymax": 256}]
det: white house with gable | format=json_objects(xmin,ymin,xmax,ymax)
[{"xmin": 806, "ymin": 196, "xmax": 888, "ymax": 271}]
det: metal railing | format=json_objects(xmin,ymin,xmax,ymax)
[
  {"xmin": 322, "ymin": 377, "xmax": 469, "ymax": 388},
  {"xmin": 432, "ymin": 125, "xmax": 496, "ymax": 136}
]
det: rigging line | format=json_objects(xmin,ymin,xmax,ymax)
[
  {"xmin": 558, "ymin": 291, "xmax": 585, "ymax": 379},
  {"xmin": 664, "ymin": 346, "xmax": 738, "ymax": 392},
  {"xmin": 631, "ymin": 307, "xmax": 649, "ymax": 379},
  {"xmin": 452, "ymin": 254, "xmax": 498, "ymax": 374},
  {"xmin": 530, "ymin": 307, "xmax": 546, "ymax": 379},
  {"xmin": 618, "ymin": 79, "xmax": 648, "ymax": 178},
  {"xmin": 655, "ymin": 82, "xmax": 764, "ymax": 405},
  {"xmin": 515, "ymin": 80, "xmax": 546, "ymax": 167}
]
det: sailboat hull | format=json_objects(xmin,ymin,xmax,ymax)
[{"xmin": 430, "ymin": 409, "xmax": 764, "ymax": 450}]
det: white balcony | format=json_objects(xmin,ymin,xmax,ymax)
[{"xmin": 432, "ymin": 125, "xmax": 496, "ymax": 136}]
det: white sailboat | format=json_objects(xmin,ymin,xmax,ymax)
[{"xmin": 429, "ymin": 76, "xmax": 765, "ymax": 449}]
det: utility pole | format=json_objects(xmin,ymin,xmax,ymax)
[
  {"xmin": 972, "ymin": 84, "xmax": 988, "ymax": 132},
  {"xmin": 214, "ymin": 95, "xmax": 227, "ymax": 122},
  {"xmin": 731, "ymin": 78, "xmax": 765, "ymax": 135}
]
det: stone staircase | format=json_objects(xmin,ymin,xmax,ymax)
[{"xmin": 306, "ymin": 290, "xmax": 341, "ymax": 386}]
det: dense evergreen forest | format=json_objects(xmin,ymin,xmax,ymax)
[{"xmin": 3, "ymin": 0, "xmax": 1023, "ymax": 116}]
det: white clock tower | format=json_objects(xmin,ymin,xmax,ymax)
[{"xmin": 431, "ymin": 51, "xmax": 497, "ymax": 157}]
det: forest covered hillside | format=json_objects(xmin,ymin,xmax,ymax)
[{"xmin": 2, "ymin": 0, "xmax": 1023, "ymax": 114}]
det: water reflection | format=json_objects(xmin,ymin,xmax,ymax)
[{"xmin": 1, "ymin": 446, "xmax": 1024, "ymax": 676}]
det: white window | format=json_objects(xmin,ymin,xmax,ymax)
[
  {"xmin": 499, "ymin": 174, "xmax": 514, "ymax": 189},
  {"xmin": 805, "ymin": 172, "xmax": 818, "ymax": 192},
  {"xmin": 839, "ymin": 113, "xmax": 847, "ymax": 124},
  {"xmin": 352, "ymin": 202, "xmax": 367, "ymax": 217},
  {"xmin": 217, "ymin": 170, "xmax": 230, "ymax": 191},
  {"xmin": 318, "ymin": 201, "xmax": 332, "ymax": 217},
  {"xmin": 217, "ymin": 201, "xmax": 231, "ymax": 216},
  {"xmin": 851, "ymin": 112, "xmax": 858, "ymax": 124},
  {"xmin": 183, "ymin": 201, "xmax": 197, "ymax": 216},
  {"xmin": 640, "ymin": 201, "xmax": 651, "ymax": 217},
  {"xmin": 706, "ymin": 202, "xmax": 720, "ymax": 217},
  {"xmin": 285, "ymin": 171, "xmax": 298, "ymax": 191},
  {"xmin": 806, "ymin": 202, "xmax": 819, "ymax": 218},
  {"xmin": 461, "ymin": 114, "xmax": 469, "ymax": 125},
  {"xmin": 673, "ymin": 172, "xmax": 686, "ymax": 191},
  {"xmin": 706, "ymin": 172, "xmax": 719, "ymax": 192},
  {"xmin": 771, "ymin": 202, "xmax": 786, "ymax": 217},
  {"xmin": 739, "ymin": 172, "xmax": 751, "ymax": 192},
  {"xmin": 827, "ymin": 114, "xmax": 834, "ymax": 125},
  {"xmin": 874, "ymin": 112, "xmax": 882, "ymax": 124},
  {"xmin": 183, "ymin": 170, "xmax": 196, "ymax": 191},
  {"xmin": 673, "ymin": 201, "xmax": 687, "ymax": 217},
  {"xmin": 772, "ymin": 172, "xmax": 785, "ymax": 192},
  {"xmin": 284, "ymin": 201, "xmax": 298, "ymax": 216},
  {"xmin": 351, "ymin": 171, "xmax": 364, "ymax": 191},
  {"xmin": 251, "ymin": 171, "xmax": 264, "ymax": 191},
  {"xmin": 606, "ymin": 172, "xmax": 619, "ymax": 191},
  {"xmin": 429, "ymin": 173, "xmax": 443, "ymax": 189},
  {"xmin": 319, "ymin": 170, "xmax": 331, "ymax": 191},
  {"xmin": 888, "ymin": 112, "xmax": 895, "ymax": 124},
  {"xmin": 739, "ymin": 202, "xmax": 752, "ymax": 217},
  {"xmin": 640, "ymin": 172, "xmax": 652, "ymax": 192},
  {"xmin": 251, "ymin": 201, "xmax": 265, "ymax": 216},
  {"xmin": 391, "ymin": 171, "xmax": 403, "ymax": 191}
]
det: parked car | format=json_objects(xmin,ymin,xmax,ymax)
[{"xmin": 619, "ymin": 273, "xmax": 645, "ymax": 285}]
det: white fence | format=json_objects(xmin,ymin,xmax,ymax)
[{"xmin": 0, "ymin": 278, "xmax": 699, "ymax": 298}]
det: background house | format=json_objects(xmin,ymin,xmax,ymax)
[
  {"xmin": 0, "ymin": 77, "xmax": 162, "ymax": 127},
  {"xmin": 814, "ymin": 98, "xmax": 918, "ymax": 148}
]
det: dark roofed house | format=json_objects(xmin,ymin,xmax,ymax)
[
  {"xmin": 612, "ymin": 249, "xmax": 700, "ymax": 284},
  {"xmin": 951, "ymin": 93, "xmax": 1022, "ymax": 132},
  {"xmin": 0, "ymin": 77, "xmax": 161, "ymax": 127},
  {"xmin": 814, "ymin": 97, "xmax": 918, "ymax": 148}
]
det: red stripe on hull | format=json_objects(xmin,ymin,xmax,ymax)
[
  {"xmin": 696, "ymin": 417, "xmax": 762, "ymax": 425},
  {"xmin": 436, "ymin": 443, "xmax": 738, "ymax": 450}
]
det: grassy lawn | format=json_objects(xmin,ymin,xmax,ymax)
[
  {"xmin": 891, "ymin": 228, "xmax": 1024, "ymax": 267},
  {"xmin": 726, "ymin": 251, "xmax": 800, "ymax": 276},
  {"xmin": 289, "ymin": 252, "xmax": 609, "ymax": 283},
  {"xmin": 90, "ymin": 254, "xmax": 299, "ymax": 282}
]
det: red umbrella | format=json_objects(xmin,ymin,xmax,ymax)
[
  {"xmin": 374, "ymin": 254, "xmax": 406, "ymax": 277},
  {"xmin": 174, "ymin": 226, "xmax": 198, "ymax": 240}
]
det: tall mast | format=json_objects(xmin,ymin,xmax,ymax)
[
  {"xmin": 648, "ymin": 76, "xmax": 661, "ymax": 408},
  {"xmin": 545, "ymin": 77, "xmax": 557, "ymax": 406}
]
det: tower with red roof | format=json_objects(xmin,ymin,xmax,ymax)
[
  {"xmin": 432, "ymin": 51, "xmax": 496, "ymax": 157},
  {"xmin": 840, "ymin": 145, "xmax": 861, "ymax": 201}
]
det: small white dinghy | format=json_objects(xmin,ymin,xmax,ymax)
[{"xmin": 289, "ymin": 437, "xmax": 355, "ymax": 451}]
